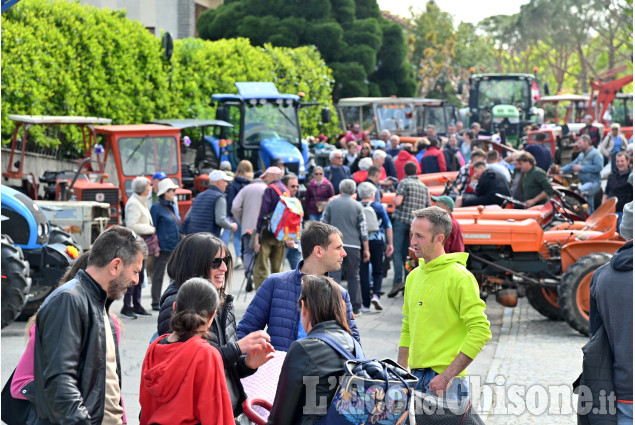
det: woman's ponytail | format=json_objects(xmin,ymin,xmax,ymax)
[{"xmin": 170, "ymin": 278, "xmax": 220, "ymax": 340}]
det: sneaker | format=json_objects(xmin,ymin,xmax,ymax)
[
  {"xmin": 360, "ymin": 306, "xmax": 371, "ymax": 313},
  {"xmin": 120, "ymin": 307, "xmax": 137, "ymax": 319},
  {"xmin": 235, "ymin": 257, "xmax": 243, "ymax": 269},
  {"xmin": 387, "ymin": 282, "xmax": 405, "ymax": 298},
  {"xmin": 133, "ymin": 307, "xmax": 152, "ymax": 316},
  {"xmin": 353, "ymin": 310, "xmax": 362, "ymax": 317},
  {"xmin": 151, "ymin": 304, "xmax": 161, "ymax": 311},
  {"xmin": 371, "ymin": 295, "xmax": 383, "ymax": 311}
]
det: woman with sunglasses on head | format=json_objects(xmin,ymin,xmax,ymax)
[
  {"xmin": 304, "ymin": 166, "xmax": 334, "ymax": 221},
  {"xmin": 349, "ymin": 142, "xmax": 373, "ymax": 173},
  {"xmin": 156, "ymin": 233, "xmax": 274, "ymax": 419}
]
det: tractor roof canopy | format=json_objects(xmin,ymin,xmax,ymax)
[
  {"xmin": 8, "ymin": 115, "xmax": 112, "ymax": 125},
  {"xmin": 148, "ymin": 119, "xmax": 233, "ymax": 129}
]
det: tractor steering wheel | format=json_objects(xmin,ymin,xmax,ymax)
[{"xmin": 496, "ymin": 193, "xmax": 526, "ymax": 209}]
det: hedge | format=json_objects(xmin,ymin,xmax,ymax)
[{"xmin": 1, "ymin": 0, "xmax": 337, "ymax": 154}]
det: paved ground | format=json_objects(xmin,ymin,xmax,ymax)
[{"xmin": 1, "ymin": 258, "xmax": 587, "ymax": 424}]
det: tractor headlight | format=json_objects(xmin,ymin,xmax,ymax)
[
  {"xmin": 38, "ymin": 223, "xmax": 45, "ymax": 238},
  {"xmin": 299, "ymin": 163, "xmax": 306, "ymax": 178}
]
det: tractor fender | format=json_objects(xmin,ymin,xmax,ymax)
[{"xmin": 561, "ymin": 240, "xmax": 623, "ymax": 274}]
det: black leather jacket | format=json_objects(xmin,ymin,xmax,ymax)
[
  {"xmin": 267, "ymin": 321, "xmax": 362, "ymax": 425},
  {"xmin": 33, "ymin": 270, "xmax": 121, "ymax": 425},
  {"xmin": 158, "ymin": 282, "xmax": 256, "ymax": 415}
]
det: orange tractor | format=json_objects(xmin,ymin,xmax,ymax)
[{"xmin": 458, "ymin": 200, "xmax": 623, "ymax": 335}]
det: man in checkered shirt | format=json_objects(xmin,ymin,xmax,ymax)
[
  {"xmin": 388, "ymin": 162, "xmax": 429, "ymax": 297},
  {"xmin": 447, "ymin": 148, "xmax": 487, "ymax": 197}
]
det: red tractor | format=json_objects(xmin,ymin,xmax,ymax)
[
  {"xmin": 2, "ymin": 115, "xmax": 121, "ymax": 224},
  {"xmin": 95, "ymin": 124, "xmax": 193, "ymax": 221}
]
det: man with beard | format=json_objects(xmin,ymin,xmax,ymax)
[
  {"xmin": 237, "ymin": 221, "xmax": 360, "ymax": 351},
  {"xmin": 33, "ymin": 226, "xmax": 145, "ymax": 425}
]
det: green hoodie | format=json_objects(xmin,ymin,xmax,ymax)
[{"xmin": 399, "ymin": 252, "xmax": 491, "ymax": 376}]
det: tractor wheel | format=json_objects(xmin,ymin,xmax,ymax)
[
  {"xmin": 17, "ymin": 285, "xmax": 55, "ymax": 321},
  {"xmin": 49, "ymin": 225, "xmax": 83, "ymax": 254},
  {"xmin": 558, "ymin": 252, "xmax": 612, "ymax": 336},
  {"xmin": 526, "ymin": 286, "xmax": 561, "ymax": 320},
  {"xmin": 1, "ymin": 235, "xmax": 31, "ymax": 327}
]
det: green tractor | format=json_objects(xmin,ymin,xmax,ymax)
[{"xmin": 465, "ymin": 73, "xmax": 543, "ymax": 147}]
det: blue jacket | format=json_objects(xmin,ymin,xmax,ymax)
[
  {"xmin": 227, "ymin": 176, "xmax": 250, "ymax": 217},
  {"xmin": 180, "ymin": 185, "xmax": 224, "ymax": 236},
  {"xmin": 150, "ymin": 197, "xmax": 181, "ymax": 252},
  {"xmin": 561, "ymin": 147, "xmax": 603, "ymax": 184},
  {"xmin": 324, "ymin": 165, "xmax": 350, "ymax": 195},
  {"xmin": 237, "ymin": 261, "xmax": 361, "ymax": 351}
]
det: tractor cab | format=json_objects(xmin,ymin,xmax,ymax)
[
  {"xmin": 337, "ymin": 97, "xmax": 458, "ymax": 144},
  {"xmin": 468, "ymin": 73, "xmax": 541, "ymax": 147},
  {"xmin": 208, "ymin": 82, "xmax": 314, "ymax": 181},
  {"xmin": 95, "ymin": 125, "xmax": 193, "ymax": 221},
  {"xmin": 148, "ymin": 119, "xmax": 233, "ymax": 194}
]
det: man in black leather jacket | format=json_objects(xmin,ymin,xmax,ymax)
[{"xmin": 33, "ymin": 226, "xmax": 145, "ymax": 425}]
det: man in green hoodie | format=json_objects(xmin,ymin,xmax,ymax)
[{"xmin": 398, "ymin": 206, "xmax": 491, "ymax": 402}]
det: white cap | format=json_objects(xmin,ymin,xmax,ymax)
[{"xmin": 209, "ymin": 170, "xmax": 233, "ymax": 182}]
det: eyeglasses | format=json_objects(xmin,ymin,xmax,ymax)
[
  {"xmin": 289, "ymin": 185, "xmax": 299, "ymax": 188},
  {"xmin": 211, "ymin": 255, "xmax": 231, "ymax": 269},
  {"xmin": 313, "ymin": 172, "xmax": 323, "ymax": 176}
]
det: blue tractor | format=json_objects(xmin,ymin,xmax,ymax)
[
  {"xmin": 1, "ymin": 185, "xmax": 79, "ymax": 326},
  {"xmin": 200, "ymin": 82, "xmax": 330, "ymax": 184}
]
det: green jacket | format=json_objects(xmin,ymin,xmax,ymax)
[
  {"xmin": 399, "ymin": 253, "xmax": 491, "ymax": 375},
  {"xmin": 523, "ymin": 166, "xmax": 554, "ymax": 204}
]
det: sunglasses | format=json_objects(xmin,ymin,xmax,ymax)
[
  {"xmin": 211, "ymin": 255, "xmax": 231, "ymax": 269},
  {"xmin": 313, "ymin": 173, "xmax": 323, "ymax": 176},
  {"xmin": 289, "ymin": 185, "xmax": 299, "ymax": 188}
]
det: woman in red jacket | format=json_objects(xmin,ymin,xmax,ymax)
[{"xmin": 140, "ymin": 278, "xmax": 235, "ymax": 425}]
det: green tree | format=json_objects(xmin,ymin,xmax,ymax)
[{"xmin": 197, "ymin": 0, "xmax": 416, "ymax": 99}]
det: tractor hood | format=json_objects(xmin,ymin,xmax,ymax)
[{"xmin": 260, "ymin": 138, "xmax": 306, "ymax": 179}]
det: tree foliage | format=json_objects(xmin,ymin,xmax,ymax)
[
  {"xmin": 1, "ymin": 0, "xmax": 337, "ymax": 151},
  {"xmin": 197, "ymin": 0, "xmax": 416, "ymax": 99},
  {"xmin": 407, "ymin": 0, "xmax": 632, "ymax": 104}
]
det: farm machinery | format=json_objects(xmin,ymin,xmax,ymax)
[{"xmin": 458, "ymin": 198, "xmax": 623, "ymax": 335}]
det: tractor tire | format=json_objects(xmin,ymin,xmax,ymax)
[
  {"xmin": 558, "ymin": 252, "xmax": 612, "ymax": 336},
  {"xmin": 526, "ymin": 286, "xmax": 561, "ymax": 320},
  {"xmin": 1, "ymin": 235, "xmax": 31, "ymax": 328},
  {"xmin": 49, "ymin": 225, "xmax": 83, "ymax": 254},
  {"xmin": 17, "ymin": 286, "xmax": 55, "ymax": 321}
]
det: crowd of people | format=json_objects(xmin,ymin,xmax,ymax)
[{"xmin": 3, "ymin": 118, "xmax": 633, "ymax": 425}]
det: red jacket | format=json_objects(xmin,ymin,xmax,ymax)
[
  {"xmin": 394, "ymin": 150, "xmax": 421, "ymax": 181},
  {"xmin": 445, "ymin": 215, "xmax": 465, "ymax": 253},
  {"xmin": 421, "ymin": 146, "xmax": 447, "ymax": 173},
  {"xmin": 140, "ymin": 334, "xmax": 234, "ymax": 425}
]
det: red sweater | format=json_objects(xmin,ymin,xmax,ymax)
[
  {"xmin": 445, "ymin": 215, "xmax": 465, "ymax": 253},
  {"xmin": 140, "ymin": 334, "xmax": 234, "ymax": 425}
]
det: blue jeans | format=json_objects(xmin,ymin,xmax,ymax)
[
  {"xmin": 309, "ymin": 213, "xmax": 322, "ymax": 221},
  {"xmin": 360, "ymin": 239, "xmax": 385, "ymax": 306},
  {"xmin": 286, "ymin": 247, "xmax": 302, "ymax": 270},
  {"xmin": 222, "ymin": 223, "xmax": 242, "ymax": 257},
  {"xmin": 618, "ymin": 402, "xmax": 633, "ymax": 425},
  {"xmin": 411, "ymin": 368, "xmax": 469, "ymax": 403},
  {"xmin": 580, "ymin": 181, "xmax": 601, "ymax": 213},
  {"xmin": 392, "ymin": 220, "xmax": 411, "ymax": 285}
]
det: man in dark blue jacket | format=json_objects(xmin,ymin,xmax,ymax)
[
  {"xmin": 180, "ymin": 170, "xmax": 237, "ymax": 237},
  {"xmin": 588, "ymin": 238, "xmax": 633, "ymax": 423},
  {"xmin": 237, "ymin": 221, "xmax": 360, "ymax": 351}
]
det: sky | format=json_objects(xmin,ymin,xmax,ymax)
[{"xmin": 376, "ymin": 0, "xmax": 531, "ymax": 24}]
